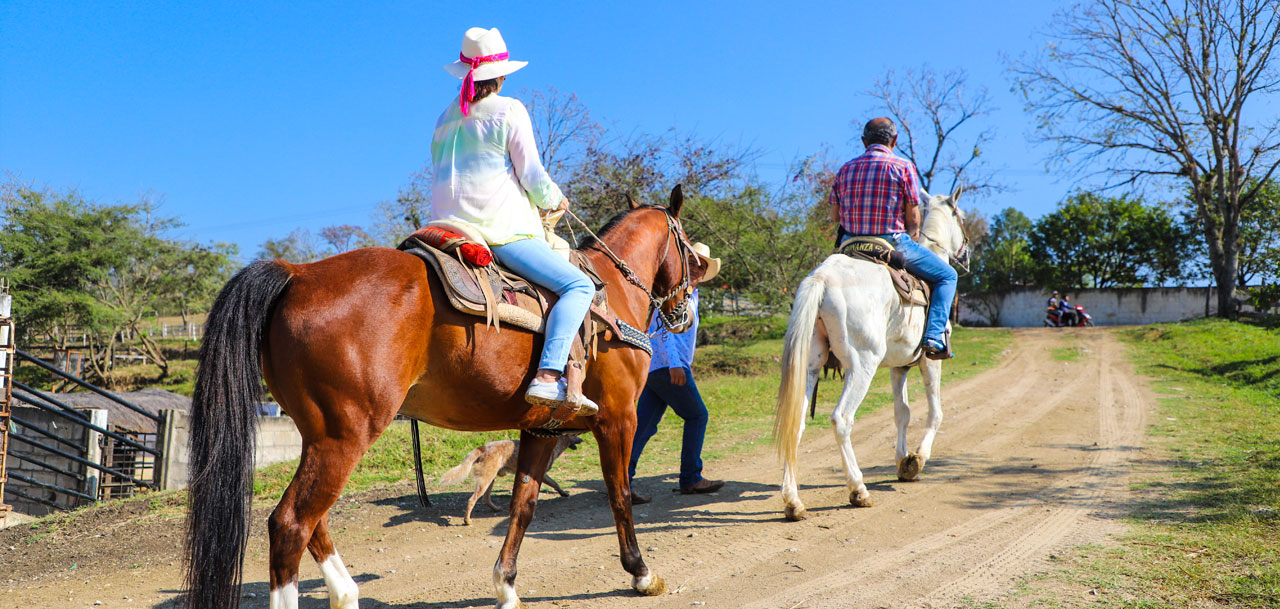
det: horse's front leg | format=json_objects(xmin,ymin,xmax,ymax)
[
  {"xmin": 592, "ymin": 410, "xmax": 667, "ymax": 596},
  {"xmin": 492, "ymin": 431, "xmax": 557, "ymax": 609},
  {"xmin": 911, "ymin": 358, "xmax": 945, "ymax": 477}
]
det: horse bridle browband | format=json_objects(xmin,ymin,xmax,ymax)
[{"xmin": 566, "ymin": 207, "xmax": 697, "ymax": 332}]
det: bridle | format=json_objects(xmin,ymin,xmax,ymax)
[
  {"xmin": 920, "ymin": 196, "xmax": 971, "ymax": 276},
  {"xmin": 566, "ymin": 207, "xmax": 698, "ymax": 332}
]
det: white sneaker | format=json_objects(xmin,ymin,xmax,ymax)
[{"xmin": 524, "ymin": 378, "xmax": 599, "ymax": 416}]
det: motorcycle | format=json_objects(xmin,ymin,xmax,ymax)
[{"xmin": 1044, "ymin": 305, "xmax": 1094, "ymax": 327}]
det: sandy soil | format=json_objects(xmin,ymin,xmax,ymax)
[{"xmin": 0, "ymin": 328, "xmax": 1152, "ymax": 609}]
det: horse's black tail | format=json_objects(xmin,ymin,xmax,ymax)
[{"xmin": 184, "ymin": 260, "xmax": 292, "ymax": 609}]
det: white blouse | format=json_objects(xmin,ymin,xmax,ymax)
[{"xmin": 429, "ymin": 94, "xmax": 564, "ymax": 245}]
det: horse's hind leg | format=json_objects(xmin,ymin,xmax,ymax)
[
  {"xmin": 493, "ymin": 432, "xmax": 559, "ymax": 609},
  {"xmin": 307, "ymin": 517, "xmax": 359, "ymax": 609},
  {"xmin": 782, "ymin": 333, "xmax": 827, "ymax": 521},
  {"xmin": 891, "ymin": 367, "xmax": 922, "ymax": 481},
  {"xmin": 832, "ymin": 358, "xmax": 878, "ymax": 508},
  {"xmin": 268, "ymin": 438, "xmax": 370, "ymax": 609}
]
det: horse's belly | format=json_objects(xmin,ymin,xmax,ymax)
[{"xmin": 399, "ymin": 379, "xmax": 548, "ymax": 432}]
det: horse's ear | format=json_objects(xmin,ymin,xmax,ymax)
[
  {"xmin": 669, "ymin": 184, "xmax": 684, "ymax": 217},
  {"xmin": 950, "ymin": 183, "xmax": 964, "ymax": 204},
  {"xmin": 627, "ymin": 194, "xmax": 641, "ymax": 210}
]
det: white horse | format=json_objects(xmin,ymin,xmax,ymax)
[{"xmin": 774, "ymin": 188, "xmax": 968, "ymax": 521}]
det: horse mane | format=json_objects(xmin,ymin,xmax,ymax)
[{"xmin": 576, "ymin": 205, "xmax": 659, "ymax": 249}]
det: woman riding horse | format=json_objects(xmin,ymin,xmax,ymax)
[
  {"xmin": 183, "ymin": 28, "xmax": 706, "ymax": 609},
  {"xmin": 431, "ymin": 27, "xmax": 597, "ymax": 414}
]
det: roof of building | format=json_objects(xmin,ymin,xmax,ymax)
[{"xmin": 43, "ymin": 388, "xmax": 192, "ymax": 433}]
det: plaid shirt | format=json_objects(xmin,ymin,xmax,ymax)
[{"xmin": 829, "ymin": 144, "xmax": 920, "ymax": 235}]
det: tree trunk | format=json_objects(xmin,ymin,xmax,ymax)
[{"xmin": 1202, "ymin": 202, "xmax": 1240, "ymax": 320}]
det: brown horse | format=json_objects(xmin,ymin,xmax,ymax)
[{"xmin": 183, "ymin": 187, "xmax": 705, "ymax": 609}]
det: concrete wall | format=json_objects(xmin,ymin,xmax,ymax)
[
  {"xmin": 157, "ymin": 410, "xmax": 303, "ymax": 491},
  {"xmin": 959, "ymin": 287, "xmax": 1227, "ymax": 327},
  {"xmin": 5, "ymin": 405, "xmax": 106, "ymax": 516}
]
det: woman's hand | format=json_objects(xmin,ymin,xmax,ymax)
[{"xmin": 556, "ymin": 197, "xmax": 570, "ymax": 213}]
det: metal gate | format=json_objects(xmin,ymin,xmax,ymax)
[{"xmin": 0, "ymin": 284, "xmax": 165, "ymax": 515}]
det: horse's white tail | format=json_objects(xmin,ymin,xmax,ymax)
[
  {"xmin": 437, "ymin": 447, "xmax": 482, "ymax": 486},
  {"xmin": 774, "ymin": 274, "xmax": 826, "ymax": 465}
]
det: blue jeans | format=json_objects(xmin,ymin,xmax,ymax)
[
  {"xmin": 490, "ymin": 237, "xmax": 594, "ymax": 372},
  {"xmin": 629, "ymin": 368, "xmax": 708, "ymax": 488},
  {"xmin": 880, "ymin": 232, "xmax": 957, "ymax": 345}
]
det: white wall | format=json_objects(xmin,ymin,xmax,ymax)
[{"xmin": 959, "ymin": 287, "xmax": 1225, "ymax": 327}]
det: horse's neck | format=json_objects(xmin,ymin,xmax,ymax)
[
  {"xmin": 582, "ymin": 229, "xmax": 664, "ymax": 328},
  {"xmin": 920, "ymin": 211, "xmax": 954, "ymax": 259}
]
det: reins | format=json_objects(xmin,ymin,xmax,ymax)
[{"xmin": 564, "ymin": 207, "xmax": 696, "ymax": 331}]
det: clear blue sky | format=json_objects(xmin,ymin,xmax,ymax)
[{"xmin": 3, "ymin": 1, "xmax": 1078, "ymax": 260}]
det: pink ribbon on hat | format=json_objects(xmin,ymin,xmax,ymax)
[{"xmin": 459, "ymin": 51, "xmax": 509, "ymax": 117}]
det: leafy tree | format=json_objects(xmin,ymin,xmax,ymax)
[
  {"xmin": 967, "ymin": 208, "xmax": 1035, "ymax": 292},
  {"xmin": 1029, "ymin": 193, "xmax": 1192, "ymax": 289},
  {"xmin": 0, "ymin": 184, "xmax": 123, "ymax": 349},
  {"xmin": 1, "ymin": 183, "xmax": 236, "ymax": 382},
  {"xmin": 1236, "ymin": 180, "xmax": 1280, "ymax": 287}
]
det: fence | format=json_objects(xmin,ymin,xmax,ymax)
[
  {"xmin": 2, "ymin": 349, "xmax": 164, "ymax": 515},
  {"xmin": 957, "ymin": 286, "xmax": 1253, "ymax": 327}
]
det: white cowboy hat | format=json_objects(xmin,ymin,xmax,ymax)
[
  {"xmin": 692, "ymin": 242, "xmax": 721, "ymax": 283},
  {"xmin": 443, "ymin": 27, "xmax": 528, "ymax": 81}
]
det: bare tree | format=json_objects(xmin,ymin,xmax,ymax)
[
  {"xmin": 520, "ymin": 87, "xmax": 602, "ymax": 177},
  {"xmin": 319, "ymin": 224, "xmax": 369, "ymax": 253},
  {"xmin": 1012, "ymin": 0, "xmax": 1280, "ymax": 317},
  {"xmin": 865, "ymin": 66, "xmax": 999, "ymax": 195}
]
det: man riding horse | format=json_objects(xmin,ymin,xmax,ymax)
[{"xmin": 829, "ymin": 117, "xmax": 957, "ymax": 359}]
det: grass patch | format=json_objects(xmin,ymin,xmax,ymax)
[
  {"xmin": 1049, "ymin": 334, "xmax": 1085, "ymax": 362},
  {"xmin": 1015, "ymin": 319, "xmax": 1280, "ymax": 608}
]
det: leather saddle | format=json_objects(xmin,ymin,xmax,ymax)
[
  {"xmin": 397, "ymin": 220, "xmax": 651, "ymax": 356},
  {"xmin": 836, "ymin": 236, "xmax": 930, "ymax": 307}
]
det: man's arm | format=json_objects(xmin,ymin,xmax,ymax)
[
  {"xmin": 904, "ymin": 198, "xmax": 921, "ymax": 241},
  {"xmin": 901, "ymin": 163, "xmax": 922, "ymax": 241}
]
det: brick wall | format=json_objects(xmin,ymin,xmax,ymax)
[{"xmin": 5, "ymin": 405, "xmax": 105, "ymax": 516}]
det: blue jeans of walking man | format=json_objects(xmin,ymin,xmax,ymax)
[{"xmin": 629, "ymin": 368, "xmax": 709, "ymax": 488}]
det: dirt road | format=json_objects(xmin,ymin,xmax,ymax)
[{"xmin": 1, "ymin": 329, "xmax": 1152, "ymax": 608}]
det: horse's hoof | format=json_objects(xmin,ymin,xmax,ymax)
[
  {"xmin": 897, "ymin": 454, "xmax": 924, "ymax": 481},
  {"xmin": 633, "ymin": 573, "xmax": 667, "ymax": 596},
  {"xmin": 850, "ymin": 490, "xmax": 873, "ymax": 508},
  {"xmin": 784, "ymin": 504, "xmax": 808, "ymax": 521}
]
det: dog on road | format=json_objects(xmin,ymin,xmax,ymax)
[{"xmin": 436, "ymin": 434, "xmax": 583, "ymax": 525}]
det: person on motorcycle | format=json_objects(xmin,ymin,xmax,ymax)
[
  {"xmin": 829, "ymin": 117, "xmax": 957, "ymax": 359},
  {"xmin": 1047, "ymin": 290, "xmax": 1060, "ymax": 310},
  {"xmin": 1058, "ymin": 295, "xmax": 1077, "ymax": 327}
]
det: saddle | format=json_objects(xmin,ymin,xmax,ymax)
[
  {"xmin": 398, "ymin": 221, "xmax": 653, "ymax": 427},
  {"xmin": 836, "ymin": 236, "xmax": 930, "ymax": 307}
]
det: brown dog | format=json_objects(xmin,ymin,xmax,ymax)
[{"xmin": 437, "ymin": 434, "xmax": 583, "ymax": 524}]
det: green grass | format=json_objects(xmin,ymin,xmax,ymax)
[
  {"xmin": 1049, "ymin": 334, "xmax": 1084, "ymax": 362},
  {"xmin": 1015, "ymin": 319, "xmax": 1280, "ymax": 608}
]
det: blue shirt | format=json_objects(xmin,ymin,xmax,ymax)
[{"xmin": 648, "ymin": 290, "xmax": 699, "ymax": 372}]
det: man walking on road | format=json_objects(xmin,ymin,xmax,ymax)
[{"xmin": 629, "ymin": 243, "xmax": 726, "ymax": 505}]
